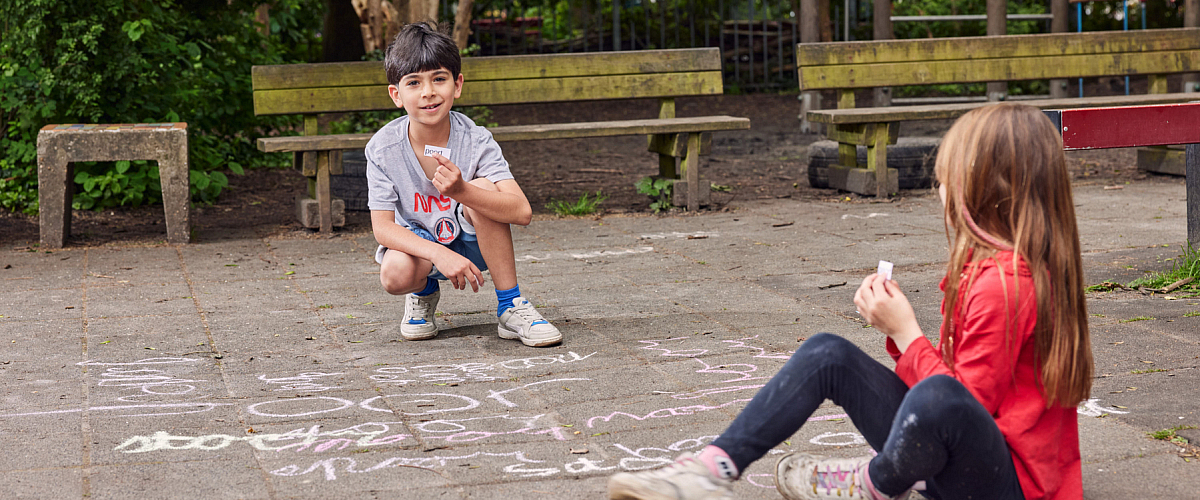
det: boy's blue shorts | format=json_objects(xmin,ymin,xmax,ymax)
[{"xmin": 374, "ymin": 205, "xmax": 488, "ymax": 281}]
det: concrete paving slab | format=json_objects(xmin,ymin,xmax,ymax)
[
  {"xmin": 0, "ymin": 469, "xmax": 84, "ymax": 499},
  {"xmin": 5, "ymin": 181, "xmax": 1200, "ymax": 497},
  {"xmin": 88, "ymin": 459, "xmax": 271, "ymax": 500}
]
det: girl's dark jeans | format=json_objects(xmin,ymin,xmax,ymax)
[{"xmin": 710, "ymin": 333, "xmax": 1024, "ymax": 500}]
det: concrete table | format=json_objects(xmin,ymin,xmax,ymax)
[{"xmin": 37, "ymin": 123, "xmax": 190, "ymax": 247}]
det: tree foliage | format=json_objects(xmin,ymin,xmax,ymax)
[{"xmin": 0, "ymin": 0, "xmax": 324, "ymax": 214}]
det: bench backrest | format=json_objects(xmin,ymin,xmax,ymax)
[
  {"xmin": 797, "ymin": 28, "xmax": 1200, "ymax": 93},
  {"xmin": 252, "ymin": 48, "xmax": 722, "ymax": 116}
]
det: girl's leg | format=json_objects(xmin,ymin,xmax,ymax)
[
  {"xmin": 712, "ymin": 333, "xmax": 911, "ymax": 472},
  {"xmin": 869, "ymin": 374, "xmax": 1023, "ymax": 500}
]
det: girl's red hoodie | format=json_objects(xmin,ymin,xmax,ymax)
[{"xmin": 886, "ymin": 252, "xmax": 1082, "ymax": 500}]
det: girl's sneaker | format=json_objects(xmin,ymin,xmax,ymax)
[
  {"xmin": 498, "ymin": 297, "xmax": 562, "ymax": 347},
  {"xmin": 774, "ymin": 453, "xmax": 906, "ymax": 500},
  {"xmin": 607, "ymin": 453, "xmax": 734, "ymax": 500},
  {"xmin": 400, "ymin": 290, "xmax": 439, "ymax": 340}
]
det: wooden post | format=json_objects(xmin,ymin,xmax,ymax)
[
  {"xmin": 1187, "ymin": 0, "xmax": 1200, "ymax": 93},
  {"xmin": 986, "ymin": 0, "xmax": 1007, "ymax": 101},
  {"xmin": 1189, "ymin": 144, "xmax": 1200, "ymax": 247},
  {"xmin": 684, "ymin": 133, "xmax": 701, "ymax": 212},
  {"xmin": 1050, "ymin": 0, "xmax": 1069, "ymax": 98},
  {"xmin": 872, "ymin": 0, "xmax": 893, "ymax": 107},
  {"xmin": 799, "ymin": 0, "xmax": 822, "ymax": 134}
]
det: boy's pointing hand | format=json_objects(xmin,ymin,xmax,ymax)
[{"xmin": 431, "ymin": 154, "xmax": 466, "ymax": 197}]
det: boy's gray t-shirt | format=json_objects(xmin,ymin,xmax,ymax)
[{"xmin": 365, "ymin": 111, "xmax": 514, "ymax": 244}]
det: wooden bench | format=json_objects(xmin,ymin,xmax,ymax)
[
  {"xmin": 251, "ymin": 47, "xmax": 751, "ymax": 232},
  {"xmin": 797, "ymin": 28, "xmax": 1200, "ymax": 197}
]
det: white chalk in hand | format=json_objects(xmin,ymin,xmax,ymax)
[{"xmin": 877, "ymin": 260, "xmax": 893, "ymax": 280}]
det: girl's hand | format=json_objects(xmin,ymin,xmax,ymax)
[
  {"xmin": 853, "ymin": 273, "xmax": 924, "ymax": 353},
  {"xmin": 430, "ymin": 247, "xmax": 484, "ymax": 292},
  {"xmin": 431, "ymin": 154, "xmax": 466, "ymax": 198}
]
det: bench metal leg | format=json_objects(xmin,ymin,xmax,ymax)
[
  {"xmin": 37, "ymin": 152, "xmax": 72, "ymax": 249},
  {"xmin": 1188, "ymin": 144, "xmax": 1199, "ymax": 248}
]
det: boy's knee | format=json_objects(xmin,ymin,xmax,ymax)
[
  {"xmin": 463, "ymin": 178, "xmax": 502, "ymax": 226},
  {"xmin": 379, "ymin": 265, "xmax": 423, "ymax": 295}
]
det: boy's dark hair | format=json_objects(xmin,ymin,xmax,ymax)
[{"xmin": 385, "ymin": 22, "xmax": 461, "ymax": 86}]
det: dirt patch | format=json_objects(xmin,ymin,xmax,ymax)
[{"xmin": 0, "ymin": 92, "xmax": 1181, "ymax": 249}]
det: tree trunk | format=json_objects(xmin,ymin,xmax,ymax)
[
  {"xmin": 799, "ymin": 0, "xmax": 822, "ymax": 133},
  {"xmin": 409, "ymin": 0, "xmax": 439, "ymax": 25},
  {"xmin": 872, "ymin": 0, "xmax": 892, "ymax": 106},
  {"xmin": 1186, "ymin": 0, "xmax": 1199, "ymax": 92},
  {"xmin": 324, "ymin": 0, "xmax": 367, "ymax": 62},
  {"xmin": 818, "ymin": 0, "xmax": 832, "ymax": 42},
  {"xmin": 453, "ymin": 0, "xmax": 475, "ymax": 49},
  {"xmin": 1050, "ymin": 0, "xmax": 1068, "ymax": 98},
  {"xmin": 986, "ymin": 0, "xmax": 1007, "ymax": 101}
]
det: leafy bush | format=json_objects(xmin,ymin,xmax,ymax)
[
  {"xmin": 635, "ymin": 176, "xmax": 674, "ymax": 213},
  {"xmin": 0, "ymin": 0, "xmax": 324, "ymax": 215}
]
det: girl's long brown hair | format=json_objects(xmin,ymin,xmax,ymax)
[{"xmin": 934, "ymin": 103, "xmax": 1093, "ymax": 407}]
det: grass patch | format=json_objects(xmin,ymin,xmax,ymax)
[
  {"xmin": 546, "ymin": 191, "xmax": 607, "ymax": 217},
  {"xmin": 1185, "ymin": 311, "xmax": 1200, "ymax": 318},
  {"xmin": 1131, "ymin": 368, "xmax": 1168, "ymax": 374},
  {"xmin": 1128, "ymin": 245, "xmax": 1200, "ymax": 292},
  {"xmin": 1119, "ymin": 316, "xmax": 1155, "ymax": 323},
  {"xmin": 1086, "ymin": 281, "xmax": 1124, "ymax": 293},
  {"xmin": 1149, "ymin": 425, "xmax": 1197, "ymax": 445}
]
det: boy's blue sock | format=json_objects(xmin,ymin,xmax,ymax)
[
  {"xmin": 414, "ymin": 277, "xmax": 439, "ymax": 297},
  {"xmin": 496, "ymin": 285, "xmax": 521, "ymax": 316}
]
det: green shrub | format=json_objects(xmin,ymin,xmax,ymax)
[
  {"xmin": 635, "ymin": 176, "xmax": 673, "ymax": 213},
  {"xmin": 0, "ymin": 0, "xmax": 324, "ymax": 214}
]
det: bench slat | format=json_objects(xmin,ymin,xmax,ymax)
[
  {"xmin": 256, "ymin": 116, "xmax": 751, "ymax": 152},
  {"xmin": 800, "ymin": 49, "xmax": 1200, "ymax": 90},
  {"xmin": 798, "ymin": 28, "xmax": 1200, "ymax": 67},
  {"xmin": 252, "ymin": 48, "xmax": 721, "ymax": 91},
  {"xmin": 806, "ymin": 92, "xmax": 1200, "ymax": 125},
  {"xmin": 254, "ymin": 71, "xmax": 724, "ymax": 115}
]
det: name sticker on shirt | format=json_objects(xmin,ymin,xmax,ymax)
[{"xmin": 423, "ymin": 145, "xmax": 452, "ymax": 158}]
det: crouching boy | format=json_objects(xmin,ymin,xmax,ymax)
[{"xmin": 367, "ymin": 22, "xmax": 561, "ymax": 347}]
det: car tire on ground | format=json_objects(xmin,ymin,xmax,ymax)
[
  {"xmin": 807, "ymin": 137, "xmax": 939, "ymax": 190},
  {"xmin": 332, "ymin": 149, "xmax": 370, "ymax": 211}
]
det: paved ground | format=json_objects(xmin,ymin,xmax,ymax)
[{"xmin": 1, "ymin": 178, "xmax": 1198, "ymax": 499}]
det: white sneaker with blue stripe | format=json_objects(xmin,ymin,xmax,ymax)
[
  {"xmin": 498, "ymin": 297, "xmax": 562, "ymax": 347},
  {"xmin": 400, "ymin": 290, "xmax": 439, "ymax": 340}
]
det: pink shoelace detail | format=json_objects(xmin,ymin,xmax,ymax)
[{"xmin": 815, "ymin": 463, "xmax": 857, "ymax": 496}]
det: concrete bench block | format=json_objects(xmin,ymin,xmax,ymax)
[
  {"xmin": 1138, "ymin": 146, "xmax": 1185, "ymax": 176},
  {"xmin": 296, "ymin": 196, "xmax": 346, "ymax": 229},
  {"xmin": 37, "ymin": 123, "xmax": 190, "ymax": 248},
  {"xmin": 827, "ymin": 165, "xmax": 899, "ymax": 196}
]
